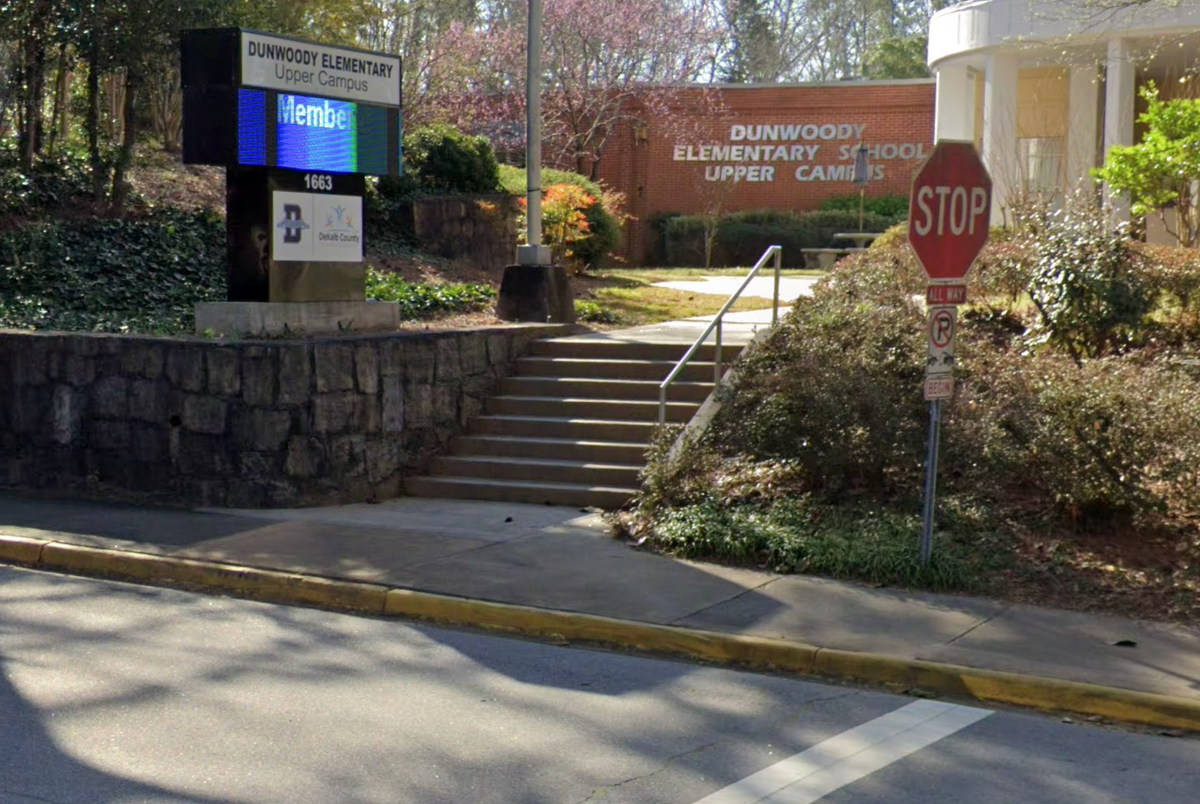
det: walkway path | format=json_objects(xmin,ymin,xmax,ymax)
[{"xmin": 652, "ymin": 274, "xmax": 820, "ymax": 301}]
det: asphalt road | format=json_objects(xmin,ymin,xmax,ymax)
[{"xmin": 1, "ymin": 565, "xmax": 1196, "ymax": 804}]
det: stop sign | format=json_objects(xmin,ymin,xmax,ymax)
[{"xmin": 908, "ymin": 141, "xmax": 992, "ymax": 282}]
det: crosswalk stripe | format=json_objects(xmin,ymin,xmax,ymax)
[{"xmin": 692, "ymin": 699, "xmax": 992, "ymax": 804}]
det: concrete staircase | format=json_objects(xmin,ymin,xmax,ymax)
[{"xmin": 404, "ymin": 336, "xmax": 720, "ymax": 508}]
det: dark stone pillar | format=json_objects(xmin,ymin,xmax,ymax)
[{"xmin": 496, "ymin": 265, "xmax": 576, "ymax": 324}]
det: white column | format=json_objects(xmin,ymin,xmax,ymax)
[
  {"xmin": 983, "ymin": 53, "xmax": 1019, "ymax": 226},
  {"xmin": 1067, "ymin": 63, "xmax": 1100, "ymax": 195},
  {"xmin": 934, "ymin": 62, "xmax": 975, "ymax": 142},
  {"xmin": 1103, "ymin": 38, "xmax": 1135, "ymax": 224}
]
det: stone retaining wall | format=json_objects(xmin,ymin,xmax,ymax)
[
  {"xmin": 0, "ymin": 325, "xmax": 568, "ymax": 507},
  {"xmin": 403, "ymin": 195, "xmax": 518, "ymax": 273}
]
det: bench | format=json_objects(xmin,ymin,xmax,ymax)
[
  {"xmin": 800, "ymin": 247, "xmax": 858, "ymax": 270},
  {"xmin": 832, "ymin": 232, "xmax": 885, "ymax": 249}
]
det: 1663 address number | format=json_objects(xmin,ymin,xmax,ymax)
[{"xmin": 303, "ymin": 173, "xmax": 334, "ymax": 192}]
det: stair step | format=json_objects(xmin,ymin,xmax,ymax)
[
  {"xmin": 515, "ymin": 356, "xmax": 718, "ymax": 382},
  {"xmin": 429, "ymin": 455, "xmax": 642, "ymax": 486},
  {"xmin": 485, "ymin": 396, "xmax": 699, "ymax": 423},
  {"xmin": 450, "ymin": 435, "xmax": 649, "ymax": 464},
  {"xmin": 404, "ymin": 476, "xmax": 636, "ymax": 509},
  {"xmin": 531, "ymin": 339, "xmax": 724, "ymax": 362},
  {"xmin": 501, "ymin": 376, "xmax": 714, "ymax": 402},
  {"xmin": 468, "ymin": 415, "xmax": 657, "ymax": 443}
]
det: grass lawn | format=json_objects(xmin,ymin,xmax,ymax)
[
  {"xmin": 575, "ymin": 266, "xmax": 822, "ymax": 326},
  {"xmin": 598, "ymin": 267, "xmax": 825, "ymax": 283}
]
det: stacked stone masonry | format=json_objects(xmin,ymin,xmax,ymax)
[
  {"xmin": 401, "ymin": 195, "xmax": 519, "ymax": 273},
  {"xmin": 0, "ymin": 325, "xmax": 567, "ymax": 507}
]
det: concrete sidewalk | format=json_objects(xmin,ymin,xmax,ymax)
[{"xmin": 1, "ymin": 491, "xmax": 1198, "ymax": 729}]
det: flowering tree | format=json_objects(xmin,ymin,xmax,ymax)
[{"xmin": 424, "ymin": 0, "xmax": 724, "ymax": 177}]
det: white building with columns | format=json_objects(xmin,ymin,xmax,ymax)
[{"xmin": 928, "ymin": 0, "xmax": 1200, "ymax": 230}]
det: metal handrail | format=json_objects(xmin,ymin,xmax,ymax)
[{"xmin": 658, "ymin": 245, "xmax": 783, "ymax": 424}]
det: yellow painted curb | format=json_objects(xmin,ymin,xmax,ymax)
[
  {"xmin": 0, "ymin": 534, "xmax": 47, "ymax": 566},
  {"xmin": 384, "ymin": 588, "xmax": 820, "ymax": 674},
  {"xmin": 36, "ymin": 542, "xmax": 388, "ymax": 615},
  {"xmin": 4, "ymin": 534, "xmax": 1200, "ymax": 732},
  {"xmin": 813, "ymin": 648, "xmax": 1200, "ymax": 732}
]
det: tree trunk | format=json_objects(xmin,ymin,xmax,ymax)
[
  {"xmin": 105, "ymin": 71, "xmax": 126, "ymax": 145},
  {"xmin": 46, "ymin": 43, "xmax": 70, "ymax": 158},
  {"xmin": 87, "ymin": 37, "xmax": 106, "ymax": 204},
  {"xmin": 148, "ymin": 66, "xmax": 183, "ymax": 152},
  {"xmin": 109, "ymin": 72, "xmax": 138, "ymax": 216},
  {"xmin": 703, "ymin": 219, "xmax": 716, "ymax": 270},
  {"xmin": 20, "ymin": 25, "xmax": 48, "ymax": 170}
]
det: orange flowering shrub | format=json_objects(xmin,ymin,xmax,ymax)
[{"xmin": 518, "ymin": 184, "xmax": 595, "ymax": 267}]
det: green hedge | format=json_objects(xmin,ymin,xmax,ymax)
[
  {"xmin": 818, "ymin": 193, "xmax": 909, "ymax": 219},
  {"xmin": 378, "ymin": 124, "xmax": 500, "ymax": 199},
  {"xmin": 661, "ymin": 209, "xmax": 898, "ymax": 267}
]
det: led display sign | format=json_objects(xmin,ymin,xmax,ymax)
[{"xmin": 180, "ymin": 28, "xmax": 399, "ymax": 304}]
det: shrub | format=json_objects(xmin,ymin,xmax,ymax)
[
  {"xmin": 497, "ymin": 164, "xmax": 622, "ymax": 270},
  {"xmin": 948, "ymin": 347, "xmax": 1200, "ymax": 522},
  {"xmin": 574, "ymin": 299, "xmax": 622, "ymax": 324},
  {"xmin": 391, "ymin": 124, "xmax": 500, "ymax": 196},
  {"xmin": 662, "ymin": 215, "xmax": 714, "ymax": 266},
  {"xmin": 0, "ymin": 151, "xmax": 95, "ymax": 216},
  {"xmin": 519, "ymin": 183, "xmax": 594, "ymax": 265},
  {"xmin": 971, "ymin": 240, "xmax": 1032, "ymax": 301},
  {"xmin": 1137, "ymin": 242, "xmax": 1200, "ymax": 327},
  {"xmin": 648, "ymin": 496, "xmax": 981, "ymax": 589},
  {"xmin": 0, "ymin": 208, "xmax": 224, "ymax": 333},
  {"xmin": 663, "ymin": 209, "xmax": 897, "ymax": 267},
  {"xmin": 631, "ymin": 240, "xmax": 1200, "ymax": 533},
  {"xmin": 712, "ymin": 250, "xmax": 928, "ymax": 496},
  {"xmin": 818, "ymin": 193, "xmax": 909, "ymax": 220},
  {"xmin": 646, "ymin": 211, "xmax": 683, "ymax": 265},
  {"xmin": 867, "ymin": 222, "xmax": 908, "ymax": 251},
  {"xmin": 1025, "ymin": 207, "xmax": 1154, "ymax": 360},
  {"xmin": 365, "ymin": 266, "xmax": 495, "ymax": 319}
]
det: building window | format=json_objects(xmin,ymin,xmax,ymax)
[{"xmin": 1018, "ymin": 136, "xmax": 1063, "ymax": 198}]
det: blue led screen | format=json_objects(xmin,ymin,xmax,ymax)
[
  {"xmin": 237, "ymin": 89, "xmax": 267, "ymax": 166},
  {"xmin": 355, "ymin": 104, "xmax": 389, "ymax": 176},
  {"xmin": 235, "ymin": 89, "xmax": 396, "ymax": 175},
  {"xmin": 276, "ymin": 93, "xmax": 357, "ymax": 172}
]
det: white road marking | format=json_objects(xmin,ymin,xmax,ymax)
[{"xmin": 692, "ymin": 699, "xmax": 992, "ymax": 804}]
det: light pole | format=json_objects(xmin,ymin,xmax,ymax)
[
  {"xmin": 517, "ymin": 0, "xmax": 552, "ymax": 266},
  {"xmin": 496, "ymin": 0, "xmax": 572, "ymax": 323}
]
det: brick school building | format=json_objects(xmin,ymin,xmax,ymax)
[{"xmin": 593, "ymin": 80, "xmax": 935, "ymax": 264}]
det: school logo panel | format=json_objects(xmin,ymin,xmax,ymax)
[{"xmin": 272, "ymin": 191, "xmax": 362, "ymax": 263}]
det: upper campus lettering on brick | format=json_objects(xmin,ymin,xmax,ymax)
[{"xmin": 672, "ymin": 122, "xmax": 928, "ymax": 183}]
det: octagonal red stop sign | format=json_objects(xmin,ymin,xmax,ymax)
[{"xmin": 908, "ymin": 141, "xmax": 993, "ymax": 282}]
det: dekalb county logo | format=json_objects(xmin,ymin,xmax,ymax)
[
  {"xmin": 277, "ymin": 203, "xmax": 309, "ymax": 244},
  {"xmin": 319, "ymin": 204, "xmax": 360, "ymax": 245}
]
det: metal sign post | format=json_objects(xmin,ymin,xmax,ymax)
[
  {"xmin": 920, "ymin": 400, "xmax": 942, "ymax": 564},
  {"xmin": 921, "ymin": 304, "xmax": 955, "ymax": 563}
]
